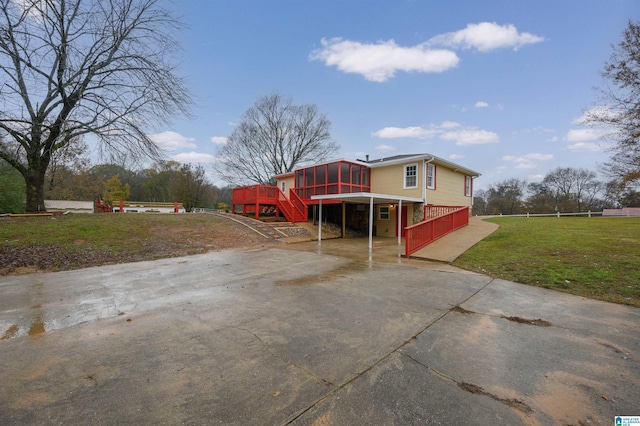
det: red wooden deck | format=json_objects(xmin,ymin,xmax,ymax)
[{"xmin": 232, "ymin": 185, "xmax": 307, "ymax": 222}]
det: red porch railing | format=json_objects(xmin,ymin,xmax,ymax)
[
  {"xmin": 287, "ymin": 189, "xmax": 308, "ymax": 221},
  {"xmin": 276, "ymin": 188, "xmax": 307, "ymax": 222},
  {"xmin": 405, "ymin": 206, "xmax": 469, "ymax": 257},
  {"xmin": 232, "ymin": 184, "xmax": 307, "ymax": 222}
]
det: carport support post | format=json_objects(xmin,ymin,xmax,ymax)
[
  {"xmin": 318, "ymin": 200, "xmax": 323, "ymax": 242},
  {"xmin": 368, "ymin": 196, "xmax": 374, "ymax": 250},
  {"xmin": 398, "ymin": 200, "xmax": 402, "ymax": 245},
  {"xmin": 342, "ymin": 202, "xmax": 346, "ymax": 239}
]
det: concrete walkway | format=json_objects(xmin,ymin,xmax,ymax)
[{"xmin": 410, "ymin": 216, "xmax": 499, "ymax": 262}]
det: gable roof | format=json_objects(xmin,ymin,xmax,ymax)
[{"xmin": 364, "ymin": 153, "xmax": 481, "ymax": 177}]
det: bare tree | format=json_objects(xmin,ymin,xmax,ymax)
[
  {"xmin": 540, "ymin": 167, "xmax": 603, "ymax": 212},
  {"xmin": 586, "ymin": 21, "xmax": 640, "ymax": 187},
  {"xmin": 216, "ymin": 94, "xmax": 338, "ymax": 186},
  {"xmin": 484, "ymin": 178, "xmax": 526, "ymax": 215},
  {"xmin": 0, "ymin": 0, "xmax": 191, "ymax": 212}
]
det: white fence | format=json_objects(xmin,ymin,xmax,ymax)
[{"xmin": 479, "ymin": 208, "xmax": 640, "ymax": 218}]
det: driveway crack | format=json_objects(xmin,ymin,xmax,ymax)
[
  {"xmin": 233, "ymin": 326, "xmax": 334, "ymax": 387},
  {"xmin": 401, "ymin": 352, "xmax": 533, "ymax": 415}
]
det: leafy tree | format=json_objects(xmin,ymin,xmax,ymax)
[
  {"xmin": 142, "ymin": 161, "xmax": 181, "ymax": 202},
  {"xmin": 472, "ymin": 189, "xmax": 488, "ymax": 215},
  {"xmin": 484, "ymin": 179, "xmax": 526, "ymax": 215},
  {"xmin": 43, "ymin": 138, "xmax": 104, "ymax": 201},
  {"xmin": 0, "ymin": 160, "xmax": 25, "ymax": 213},
  {"xmin": 526, "ymin": 182, "xmax": 558, "ymax": 214},
  {"xmin": 90, "ymin": 163, "xmax": 146, "ymax": 200},
  {"xmin": 586, "ymin": 21, "xmax": 640, "ymax": 186},
  {"xmin": 104, "ymin": 176, "xmax": 130, "ymax": 203},
  {"xmin": 0, "ymin": 0, "xmax": 191, "ymax": 212},
  {"xmin": 171, "ymin": 163, "xmax": 212, "ymax": 212},
  {"xmin": 216, "ymin": 94, "xmax": 338, "ymax": 185}
]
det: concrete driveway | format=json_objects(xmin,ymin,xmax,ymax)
[{"xmin": 1, "ymin": 243, "xmax": 639, "ymax": 425}]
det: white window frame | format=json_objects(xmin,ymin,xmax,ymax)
[
  {"xmin": 379, "ymin": 206, "xmax": 390, "ymax": 220},
  {"xmin": 280, "ymin": 181, "xmax": 286, "ymax": 193},
  {"xmin": 426, "ymin": 163, "xmax": 435, "ymax": 189},
  {"xmin": 465, "ymin": 176, "xmax": 472, "ymax": 197},
  {"xmin": 404, "ymin": 163, "xmax": 418, "ymax": 189}
]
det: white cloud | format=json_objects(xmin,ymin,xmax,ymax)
[
  {"xmin": 502, "ymin": 153, "xmax": 553, "ymax": 169},
  {"xmin": 171, "ymin": 152, "xmax": 218, "ymax": 163},
  {"xmin": 440, "ymin": 120, "xmax": 460, "ymax": 129},
  {"xmin": 524, "ymin": 153, "xmax": 554, "ymax": 161},
  {"xmin": 566, "ymin": 142, "xmax": 608, "ymax": 152},
  {"xmin": 149, "ymin": 131, "xmax": 196, "ymax": 152},
  {"xmin": 528, "ymin": 174, "xmax": 544, "ymax": 181},
  {"xmin": 373, "ymin": 121, "xmax": 498, "ymax": 146},
  {"xmin": 564, "ymin": 128, "xmax": 606, "ymax": 142},
  {"xmin": 440, "ymin": 129, "xmax": 499, "ymax": 145},
  {"xmin": 312, "ymin": 23, "xmax": 542, "ymax": 82},
  {"xmin": 503, "ymin": 153, "xmax": 554, "ymax": 162},
  {"xmin": 475, "ymin": 101, "xmax": 489, "ymax": 108},
  {"xmin": 210, "ymin": 136, "xmax": 228, "ymax": 145},
  {"xmin": 448, "ymin": 154, "xmax": 464, "ymax": 160},
  {"xmin": 515, "ymin": 162, "xmax": 537, "ymax": 169},
  {"xmin": 375, "ymin": 144, "xmax": 396, "ymax": 151},
  {"xmin": 372, "ymin": 126, "xmax": 439, "ymax": 139},
  {"xmin": 310, "ymin": 38, "xmax": 459, "ymax": 82},
  {"xmin": 428, "ymin": 22, "xmax": 545, "ymax": 52}
]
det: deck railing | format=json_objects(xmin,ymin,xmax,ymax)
[
  {"xmin": 288, "ymin": 189, "xmax": 308, "ymax": 221},
  {"xmin": 232, "ymin": 185, "xmax": 279, "ymax": 205},
  {"xmin": 232, "ymin": 184, "xmax": 307, "ymax": 222},
  {"xmin": 405, "ymin": 206, "xmax": 469, "ymax": 257}
]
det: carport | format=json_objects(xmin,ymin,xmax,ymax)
[{"xmin": 311, "ymin": 192, "xmax": 424, "ymax": 250}]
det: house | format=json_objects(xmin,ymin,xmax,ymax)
[{"xmin": 232, "ymin": 153, "xmax": 480, "ymax": 253}]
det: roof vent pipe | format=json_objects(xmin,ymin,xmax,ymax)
[{"xmin": 365, "ymin": 154, "xmax": 369, "ymax": 162}]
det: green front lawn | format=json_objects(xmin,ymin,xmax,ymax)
[{"xmin": 453, "ymin": 217, "xmax": 640, "ymax": 307}]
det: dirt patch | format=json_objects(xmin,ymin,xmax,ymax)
[
  {"xmin": 501, "ymin": 315, "xmax": 552, "ymax": 327},
  {"xmin": 458, "ymin": 382, "xmax": 533, "ymax": 414},
  {"xmin": 450, "ymin": 305, "xmax": 475, "ymax": 315},
  {"xmin": 0, "ymin": 216, "xmax": 278, "ymax": 276}
]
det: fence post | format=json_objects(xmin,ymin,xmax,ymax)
[
  {"xmin": 588, "ymin": 210, "xmax": 591, "ymax": 218},
  {"xmin": 557, "ymin": 211, "xmax": 560, "ymax": 218}
]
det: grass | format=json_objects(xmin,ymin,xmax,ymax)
[
  {"xmin": 453, "ymin": 217, "xmax": 640, "ymax": 307},
  {"xmin": 1, "ymin": 213, "xmax": 178, "ymax": 253},
  {"xmin": 0, "ymin": 213, "xmax": 253, "ymax": 271}
]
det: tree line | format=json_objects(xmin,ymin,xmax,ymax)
[
  {"xmin": 0, "ymin": 152, "xmax": 232, "ymax": 214},
  {"xmin": 473, "ymin": 167, "xmax": 640, "ymax": 216}
]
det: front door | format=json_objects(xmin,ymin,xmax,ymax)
[{"xmin": 395, "ymin": 206, "xmax": 408, "ymax": 237}]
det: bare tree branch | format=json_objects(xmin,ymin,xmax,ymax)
[
  {"xmin": 0, "ymin": 0, "xmax": 192, "ymax": 211},
  {"xmin": 586, "ymin": 21, "xmax": 640, "ymax": 187},
  {"xmin": 216, "ymin": 93, "xmax": 338, "ymax": 186}
]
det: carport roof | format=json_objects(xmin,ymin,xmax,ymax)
[{"xmin": 311, "ymin": 192, "xmax": 424, "ymax": 204}]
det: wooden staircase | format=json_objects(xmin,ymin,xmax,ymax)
[{"xmin": 277, "ymin": 188, "xmax": 307, "ymax": 222}]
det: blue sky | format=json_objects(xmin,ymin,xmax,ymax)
[{"xmin": 155, "ymin": 0, "xmax": 639, "ymax": 190}]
